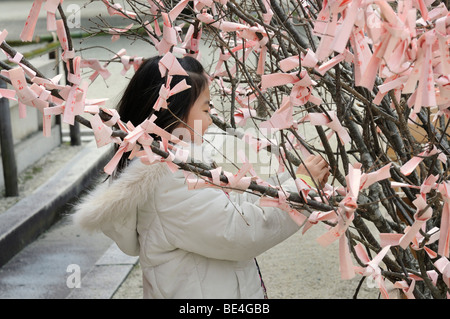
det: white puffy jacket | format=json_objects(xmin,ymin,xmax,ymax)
[{"xmin": 73, "ymin": 157, "xmax": 301, "ymax": 298}]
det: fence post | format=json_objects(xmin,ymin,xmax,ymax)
[
  {"xmin": 70, "ymin": 121, "xmax": 81, "ymax": 146},
  {"xmin": 0, "ymin": 79, "xmax": 18, "ymax": 197},
  {"xmin": 51, "ymin": 42, "xmax": 63, "ymax": 144},
  {"xmin": 63, "ymin": 62, "xmax": 81, "ymax": 146}
]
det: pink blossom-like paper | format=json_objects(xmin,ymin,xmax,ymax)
[
  {"xmin": 154, "ymin": 75, "xmax": 191, "ymax": 111},
  {"xmin": 434, "ymin": 256, "xmax": 450, "ymax": 288},
  {"xmin": 0, "ymin": 88, "xmax": 17, "ymax": 101},
  {"xmin": 400, "ymin": 145, "xmax": 447, "ymax": 176},
  {"xmin": 0, "ymin": 29, "xmax": 8, "ymax": 44},
  {"xmin": 196, "ymin": 11, "xmax": 249, "ymax": 32},
  {"xmin": 90, "ymin": 113, "xmax": 113, "ymax": 148},
  {"xmin": 234, "ymin": 107, "xmax": 256, "ymax": 126},
  {"xmin": 80, "ymin": 58, "xmax": 112, "ymax": 82},
  {"xmin": 102, "ymin": 0, "xmax": 137, "ymax": 19},
  {"xmin": 108, "ymin": 23, "xmax": 134, "ymax": 42},
  {"xmin": 438, "ymin": 182, "xmax": 450, "ymax": 258},
  {"xmin": 55, "ymin": 19, "xmax": 74, "ymax": 61},
  {"xmin": 301, "ymin": 111, "xmax": 351, "ymax": 145},
  {"xmin": 63, "ymin": 80, "xmax": 88, "ymax": 125},
  {"xmin": 360, "ymin": 163, "xmax": 392, "ymax": 190},
  {"xmin": 302, "ymin": 210, "xmax": 337, "ymax": 235},
  {"xmin": 7, "ymin": 67, "xmax": 38, "ymax": 108},
  {"xmin": 354, "ymin": 243, "xmax": 391, "ymax": 298},
  {"xmin": 259, "ymin": 96, "xmax": 293, "ymax": 131},
  {"xmin": 398, "ymin": 195, "xmax": 433, "ymax": 249},
  {"xmin": 259, "ymin": 190, "xmax": 307, "ymax": 226},
  {"xmin": 157, "ymin": 12, "xmax": 178, "ymax": 55},
  {"xmin": 261, "ymin": 70, "xmax": 322, "ymax": 106},
  {"xmin": 20, "ymin": 0, "xmax": 43, "ymax": 42},
  {"xmin": 317, "ymin": 163, "xmax": 361, "ymax": 247},
  {"xmin": 158, "ymin": 51, "xmax": 189, "ymax": 77}
]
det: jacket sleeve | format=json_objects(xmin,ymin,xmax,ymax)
[{"xmin": 154, "ymin": 172, "xmax": 301, "ymax": 261}]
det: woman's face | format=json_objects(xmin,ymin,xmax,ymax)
[{"xmin": 183, "ymin": 85, "xmax": 212, "ymax": 144}]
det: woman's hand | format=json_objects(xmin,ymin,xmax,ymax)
[{"xmin": 296, "ymin": 155, "xmax": 330, "ymax": 188}]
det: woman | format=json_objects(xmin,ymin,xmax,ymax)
[{"xmin": 73, "ymin": 55, "xmax": 329, "ymax": 298}]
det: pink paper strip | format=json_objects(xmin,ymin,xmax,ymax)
[
  {"xmin": 399, "ymin": 195, "xmax": 433, "ymax": 249},
  {"xmin": 196, "ymin": 12, "xmax": 249, "ymax": 32},
  {"xmin": 8, "ymin": 67, "xmax": 38, "ymax": 106},
  {"xmin": 0, "ymin": 29, "xmax": 8, "ymax": 44},
  {"xmin": 104, "ymin": 144, "xmax": 127, "ymax": 175},
  {"xmin": 56, "ymin": 19, "xmax": 72, "ymax": 61},
  {"xmin": 259, "ymin": 96, "xmax": 293, "ymax": 131},
  {"xmin": 0, "ymin": 88, "xmax": 17, "ymax": 100},
  {"xmin": 438, "ymin": 182, "xmax": 450, "ymax": 258},
  {"xmin": 234, "ymin": 107, "xmax": 256, "ymax": 126},
  {"xmin": 339, "ymin": 235, "xmax": 355, "ymax": 280},
  {"xmin": 20, "ymin": 0, "xmax": 44, "ymax": 42},
  {"xmin": 159, "ymin": 51, "xmax": 189, "ymax": 77},
  {"xmin": 332, "ymin": 0, "xmax": 362, "ymax": 53},
  {"xmin": 80, "ymin": 58, "xmax": 112, "ymax": 82},
  {"xmin": 434, "ymin": 257, "xmax": 450, "ymax": 288},
  {"xmin": 90, "ymin": 113, "xmax": 113, "ymax": 147},
  {"xmin": 360, "ymin": 163, "xmax": 392, "ymax": 190}
]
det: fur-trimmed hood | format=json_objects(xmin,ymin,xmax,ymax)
[
  {"xmin": 72, "ymin": 159, "xmax": 171, "ymax": 255},
  {"xmin": 72, "ymin": 141, "xmax": 215, "ymax": 255},
  {"xmin": 73, "ymin": 160, "xmax": 170, "ymax": 231}
]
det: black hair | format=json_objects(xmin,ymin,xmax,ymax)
[{"xmin": 113, "ymin": 55, "xmax": 209, "ymax": 176}]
